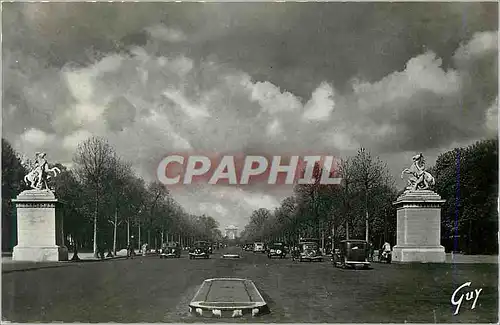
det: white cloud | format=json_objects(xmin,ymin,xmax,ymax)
[
  {"xmin": 352, "ymin": 52, "xmax": 461, "ymax": 111},
  {"xmin": 454, "ymin": 31, "xmax": 498, "ymax": 62},
  {"xmin": 163, "ymin": 89, "xmax": 210, "ymax": 119},
  {"xmin": 63, "ymin": 129, "xmax": 92, "ymax": 150},
  {"xmin": 20, "ymin": 128, "xmax": 55, "ymax": 147},
  {"xmin": 303, "ymin": 82, "xmax": 335, "ymax": 120},
  {"xmin": 249, "ymin": 81, "xmax": 302, "ymax": 114},
  {"xmin": 485, "ymin": 97, "xmax": 498, "ymax": 133},
  {"xmin": 214, "ymin": 203, "xmax": 229, "ymax": 216},
  {"xmin": 266, "ymin": 119, "xmax": 282, "ymax": 136},
  {"xmin": 243, "ymin": 192, "xmax": 280, "ymax": 210}
]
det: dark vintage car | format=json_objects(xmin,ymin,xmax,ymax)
[
  {"xmin": 189, "ymin": 241, "xmax": 211, "ymax": 259},
  {"xmin": 160, "ymin": 242, "xmax": 181, "ymax": 258},
  {"xmin": 267, "ymin": 242, "xmax": 287, "ymax": 259},
  {"xmin": 332, "ymin": 239, "xmax": 371, "ymax": 269},
  {"xmin": 298, "ymin": 239, "xmax": 323, "ymax": 262}
]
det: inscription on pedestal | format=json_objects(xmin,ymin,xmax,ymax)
[
  {"xmin": 392, "ymin": 190, "xmax": 446, "ymax": 263},
  {"xmin": 12, "ymin": 189, "xmax": 68, "ymax": 262}
]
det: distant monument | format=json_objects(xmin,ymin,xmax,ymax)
[
  {"xmin": 12, "ymin": 152, "xmax": 68, "ymax": 262},
  {"xmin": 393, "ymin": 153, "xmax": 445, "ymax": 263},
  {"xmin": 225, "ymin": 225, "xmax": 238, "ymax": 240}
]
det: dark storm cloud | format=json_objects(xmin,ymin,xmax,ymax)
[{"xmin": 2, "ymin": 2, "xmax": 497, "ymax": 229}]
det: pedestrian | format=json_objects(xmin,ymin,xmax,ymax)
[
  {"xmin": 368, "ymin": 242, "xmax": 374, "ymax": 262},
  {"xmin": 381, "ymin": 241, "xmax": 391, "ymax": 260}
]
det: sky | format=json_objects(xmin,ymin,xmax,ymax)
[{"xmin": 3, "ymin": 2, "xmax": 498, "ymax": 231}]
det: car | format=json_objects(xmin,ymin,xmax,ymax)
[
  {"xmin": 332, "ymin": 239, "xmax": 371, "ymax": 269},
  {"xmin": 160, "ymin": 242, "xmax": 181, "ymax": 258},
  {"xmin": 298, "ymin": 239, "xmax": 323, "ymax": 262},
  {"xmin": 189, "ymin": 241, "xmax": 211, "ymax": 259},
  {"xmin": 267, "ymin": 242, "xmax": 287, "ymax": 259},
  {"xmin": 253, "ymin": 242, "xmax": 266, "ymax": 253}
]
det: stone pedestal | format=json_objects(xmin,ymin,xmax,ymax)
[
  {"xmin": 12, "ymin": 189, "xmax": 68, "ymax": 262},
  {"xmin": 392, "ymin": 190, "xmax": 446, "ymax": 263}
]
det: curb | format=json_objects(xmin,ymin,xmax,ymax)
[{"xmin": 1, "ymin": 254, "xmax": 158, "ymax": 274}]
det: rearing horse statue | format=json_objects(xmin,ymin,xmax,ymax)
[
  {"xmin": 401, "ymin": 153, "xmax": 435, "ymax": 192},
  {"xmin": 24, "ymin": 152, "xmax": 61, "ymax": 190}
]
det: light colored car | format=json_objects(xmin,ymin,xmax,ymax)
[{"xmin": 253, "ymin": 242, "xmax": 265, "ymax": 253}]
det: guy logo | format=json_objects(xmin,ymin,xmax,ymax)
[{"xmin": 451, "ymin": 282, "xmax": 483, "ymax": 315}]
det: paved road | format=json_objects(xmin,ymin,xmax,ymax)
[{"xmin": 2, "ymin": 247, "xmax": 498, "ymax": 323}]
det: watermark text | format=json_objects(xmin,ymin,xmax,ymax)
[{"xmin": 156, "ymin": 154, "xmax": 342, "ymax": 186}]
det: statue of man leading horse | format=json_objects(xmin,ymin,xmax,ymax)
[
  {"xmin": 400, "ymin": 153, "xmax": 435, "ymax": 192},
  {"xmin": 24, "ymin": 152, "xmax": 61, "ymax": 191}
]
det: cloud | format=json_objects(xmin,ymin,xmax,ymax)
[
  {"xmin": 20, "ymin": 128, "xmax": 55, "ymax": 147},
  {"xmin": 2, "ymin": 3, "xmax": 497, "ymax": 230},
  {"xmin": 485, "ymin": 97, "xmax": 498, "ymax": 134},
  {"xmin": 303, "ymin": 82, "xmax": 335, "ymax": 121},
  {"xmin": 249, "ymin": 81, "xmax": 302, "ymax": 115},
  {"xmin": 63, "ymin": 130, "xmax": 92, "ymax": 151},
  {"xmin": 454, "ymin": 31, "xmax": 498, "ymax": 63},
  {"xmin": 146, "ymin": 25, "xmax": 187, "ymax": 42}
]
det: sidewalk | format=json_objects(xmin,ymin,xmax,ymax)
[{"xmin": 2, "ymin": 250, "xmax": 158, "ymax": 273}]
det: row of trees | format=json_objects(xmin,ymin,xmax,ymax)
[
  {"xmin": 240, "ymin": 148, "xmax": 398, "ymax": 251},
  {"xmin": 240, "ymin": 139, "xmax": 498, "ymax": 254},
  {"xmin": 2, "ymin": 137, "xmax": 223, "ymax": 255},
  {"xmin": 431, "ymin": 138, "xmax": 498, "ymax": 254}
]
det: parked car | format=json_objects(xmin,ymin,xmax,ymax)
[
  {"xmin": 253, "ymin": 242, "xmax": 266, "ymax": 253},
  {"xmin": 189, "ymin": 241, "xmax": 211, "ymax": 259},
  {"xmin": 160, "ymin": 242, "xmax": 181, "ymax": 258},
  {"xmin": 267, "ymin": 242, "xmax": 287, "ymax": 259},
  {"xmin": 332, "ymin": 239, "xmax": 371, "ymax": 269},
  {"xmin": 298, "ymin": 239, "xmax": 323, "ymax": 262}
]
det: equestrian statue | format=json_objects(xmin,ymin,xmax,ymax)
[
  {"xmin": 400, "ymin": 153, "xmax": 435, "ymax": 192},
  {"xmin": 23, "ymin": 152, "xmax": 61, "ymax": 191}
]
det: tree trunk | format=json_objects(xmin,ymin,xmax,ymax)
[
  {"xmin": 61, "ymin": 211, "xmax": 65, "ymax": 247},
  {"xmin": 365, "ymin": 190, "xmax": 369, "ymax": 242},
  {"xmin": 93, "ymin": 190, "xmax": 99, "ymax": 258},
  {"xmin": 346, "ymin": 220, "xmax": 350, "ymax": 240},
  {"xmin": 138, "ymin": 225, "xmax": 141, "ymax": 251},
  {"xmin": 321, "ymin": 224, "xmax": 325, "ymax": 253},
  {"xmin": 93, "ymin": 214, "xmax": 98, "ymax": 257},
  {"xmin": 113, "ymin": 208, "xmax": 118, "ymax": 255},
  {"xmin": 161, "ymin": 230, "xmax": 164, "ymax": 247},
  {"xmin": 127, "ymin": 220, "xmax": 130, "ymax": 246},
  {"xmin": 71, "ymin": 237, "xmax": 80, "ymax": 261},
  {"xmin": 331, "ymin": 216, "xmax": 335, "ymax": 253}
]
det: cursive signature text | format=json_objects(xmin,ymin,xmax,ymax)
[{"xmin": 451, "ymin": 282, "xmax": 483, "ymax": 315}]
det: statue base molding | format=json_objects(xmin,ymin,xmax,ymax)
[
  {"xmin": 392, "ymin": 190, "xmax": 446, "ymax": 263},
  {"xmin": 13, "ymin": 246, "xmax": 69, "ymax": 262},
  {"xmin": 392, "ymin": 246, "xmax": 445, "ymax": 263},
  {"xmin": 11, "ymin": 189, "xmax": 68, "ymax": 262}
]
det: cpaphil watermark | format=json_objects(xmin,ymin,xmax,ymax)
[
  {"xmin": 156, "ymin": 154, "xmax": 342, "ymax": 185},
  {"xmin": 451, "ymin": 281, "xmax": 483, "ymax": 315}
]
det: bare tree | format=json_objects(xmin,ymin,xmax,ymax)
[
  {"xmin": 351, "ymin": 148, "xmax": 393, "ymax": 242},
  {"xmin": 108, "ymin": 157, "xmax": 134, "ymax": 255},
  {"xmin": 338, "ymin": 157, "xmax": 355, "ymax": 240},
  {"xmin": 73, "ymin": 137, "xmax": 116, "ymax": 257}
]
